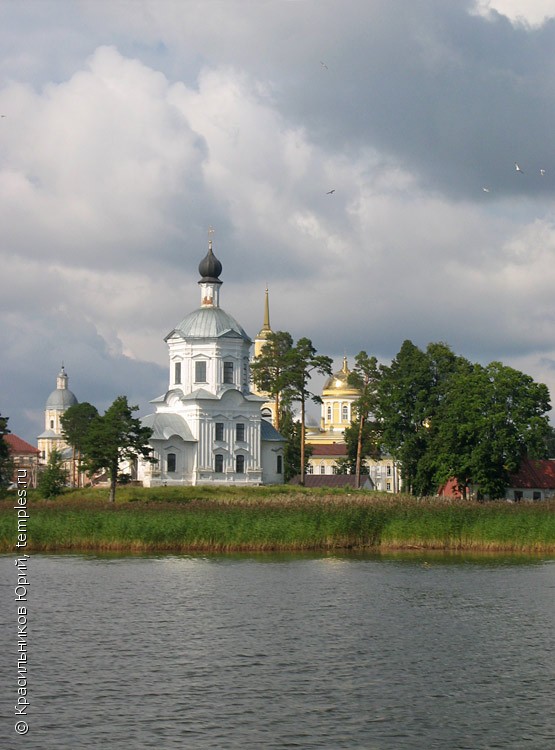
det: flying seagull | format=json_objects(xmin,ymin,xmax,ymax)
[
  {"xmin": 326, "ymin": 189, "xmax": 335, "ymax": 194},
  {"xmin": 540, "ymin": 168, "xmax": 546, "ymax": 176},
  {"xmin": 515, "ymin": 162, "xmax": 524, "ymax": 174},
  {"xmin": 482, "ymin": 187, "xmax": 490, "ymax": 192},
  {"xmin": 320, "ymin": 61, "xmax": 328, "ymax": 70}
]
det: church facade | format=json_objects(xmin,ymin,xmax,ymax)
[{"xmin": 137, "ymin": 241, "xmax": 285, "ymax": 487}]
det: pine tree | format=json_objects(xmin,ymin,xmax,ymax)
[{"xmin": 80, "ymin": 396, "xmax": 153, "ymax": 503}]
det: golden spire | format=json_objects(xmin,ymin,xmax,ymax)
[{"xmin": 262, "ymin": 286, "xmax": 271, "ymax": 332}]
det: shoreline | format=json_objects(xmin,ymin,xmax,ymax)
[{"xmin": 2, "ymin": 489, "xmax": 554, "ymax": 555}]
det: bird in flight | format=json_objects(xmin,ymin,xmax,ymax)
[
  {"xmin": 515, "ymin": 162, "xmax": 524, "ymax": 174},
  {"xmin": 326, "ymin": 189, "xmax": 335, "ymax": 194},
  {"xmin": 540, "ymin": 168, "xmax": 546, "ymax": 176},
  {"xmin": 320, "ymin": 61, "xmax": 328, "ymax": 70},
  {"xmin": 482, "ymin": 187, "xmax": 490, "ymax": 192}
]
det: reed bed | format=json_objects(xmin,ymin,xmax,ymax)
[{"xmin": 1, "ymin": 488, "xmax": 554, "ymax": 554}]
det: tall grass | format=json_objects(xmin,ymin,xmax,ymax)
[{"xmin": 1, "ymin": 488, "xmax": 554, "ymax": 553}]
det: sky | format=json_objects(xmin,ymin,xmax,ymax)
[{"xmin": 2, "ymin": 0, "xmax": 555, "ymax": 444}]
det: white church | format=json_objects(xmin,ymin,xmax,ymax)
[{"xmin": 136, "ymin": 239, "xmax": 286, "ymax": 486}]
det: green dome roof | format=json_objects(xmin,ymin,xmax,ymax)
[{"xmin": 174, "ymin": 307, "xmax": 250, "ymax": 342}]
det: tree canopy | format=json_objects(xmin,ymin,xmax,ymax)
[
  {"xmin": 377, "ymin": 341, "xmax": 551, "ymax": 498},
  {"xmin": 252, "ymin": 333, "xmax": 332, "ymax": 483},
  {"xmin": 430, "ymin": 361, "xmax": 551, "ymax": 498},
  {"xmin": 250, "ymin": 331, "xmax": 294, "ymax": 431},
  {"xmin": 77, "ymin": 396, "xmax": 153, "ymax": 502},
  {"xmin": 286, "ymin": 338, "xmax": 333, "ymax": 485},
  {"xmin": 346, "ymin": 351, "xmax": 381, "ymax": 487},
  {"xmin": 61, "ymin": 402, "xmax": 100, "ymax": 487}
]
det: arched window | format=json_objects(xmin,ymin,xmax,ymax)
[
  {"xmin": 342, "ymin": 404, "xmax": 349, "ymax": 421},
  {"xmin": 236, "ymin": 455, "xmax": 245, "ymax": 474},
  {"xmin": 167, "ymin": 453, "xmax": 176, "ymax": 473},
  {"xmin": 215, "ymin": 454, "xmax": 224, "ymax": 473},
  {"xmin": 174, "ymin": 361, "xmax": 181, "ymax": 385},
  {"xmin": 277, "ymin": 455, "xmax": 283, "ymax": 474},
  {"xmin": 327, "ymin": 405, "xmax": 332, "ymax": 421}
]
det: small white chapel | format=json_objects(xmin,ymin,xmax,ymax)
[{"xmin": 137, "ymin": 239, "xmax": 286, "ymax": 486}]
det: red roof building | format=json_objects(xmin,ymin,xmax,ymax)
[
  {"xmin": 438, "ymin": 457, "xmax": 555, "ymax": 501},
  {"xmin": 5, "ymin": 434, "xmax": 40, "ymax": 488}
]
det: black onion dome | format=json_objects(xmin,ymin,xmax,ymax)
[{"xmin": 198, "ymin": 246, "xmax": 222, "ymax": 283}]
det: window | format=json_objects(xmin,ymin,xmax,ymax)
[
  {"xmin": 215, "ymin": 454, "xmax": 224, "ymax": 473},
  {"xmin": 320, "ymin": 465, "xmax": 326, "ymax": 475},
  {"xmin": 236, "ymin": 455, "xmax": 245, "ymax": 473},
  {"xmin": 236, "ymin": 423, "xmax": 245, "ymax": 442},
  {"xmin": 277, "ymin": 455, "xmax": 283, "ymax": 474},
  {"xmin": 195, "ymin": 361, "xmax": 207, "ymax": 382},
  {"xmin": 261, "ymin": 408, "xmax": 272, "ymax": 419},
  {"xmin": 50, "ymin": 419, "xmax": 54, "ymax": 429},
  {"xmin": 167, "ymin": 453, "xmax": 176, "ymax": 473},
  {"xmin": 174, "ymin": 362, "xmax": 181, "ymax": 385},
  {"xmin": 327, "ymin": 405, "xmax": 332, "ymax": 421},
  {"xmin": 342, "ymin": 404, "xmax": 348, "ymax": 421},
  {"xmin": 215, "ymin": 423, "xmax": 224, "ymax": 441},
  {"xmin": 386, "ymin": 482, "xmax": 391, "ymax": 491},
  {"xmin": 223, "ymin": 361, "xmax": 234, "ymax": 384},
  {"xmin": 306, "ymin": 464, "xmax": 313, "ymax": 474},
  {"xmin": 533, "ymin": 491, "xmax": 541, "ymax": 501},
  {"xmin": 386, "ymin": 465, "xmax": 392, "ymax": 476},
  {"xmin": 514, "ymin": 491, "xmax": 523, "ymax": 502}
]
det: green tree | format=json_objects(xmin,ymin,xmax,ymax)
[
  {"xmin": 279, "ymin": 409, "xmax": 311, "ymax": 481},
  {"xmin": 347, "ymin": 351, "xmax": 381, "ymax": 487},
  {"xmin": 377, "ymin": 340, "xmax": 469, "ymax": 495},
  {"xmin": 287, "ymin": 338, "xmax": 333, "ymax": 485},
  {"xmin": 80, "ymin": 396, "xmax": 154, "ymax": 503},
  {"xmin": 61, "ymin": 402, "xmax": 99, "ymax": 487},
  {"xmin": 251, "ymin": 331, "xmax": 294, "ymax": 432},
  {"xmin": 377, "ymin": 340, "xmax": 435, "ymax": 494},
  {"xmin": 336, "ymin": 421, "xmax": 375, "ymax": 475},
  {"xmin": 38, "ymin": 448, "xmax": 68, "ymax": 498},
  {"xmin": 0, "ymin": 414, "xmax": 14, "ymax": 496},
  {"xmin": 432, "ymin": 361, "xmax": 551, "ymax": 498}
]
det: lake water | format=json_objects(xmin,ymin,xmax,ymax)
[{"xmin": 1, "ymin": 552, "xmax": 554, "ymax": 750}]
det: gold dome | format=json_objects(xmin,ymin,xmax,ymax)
[{"xmin": 322, "ymin": 357, "xmax": 360, "ymax": 397}]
